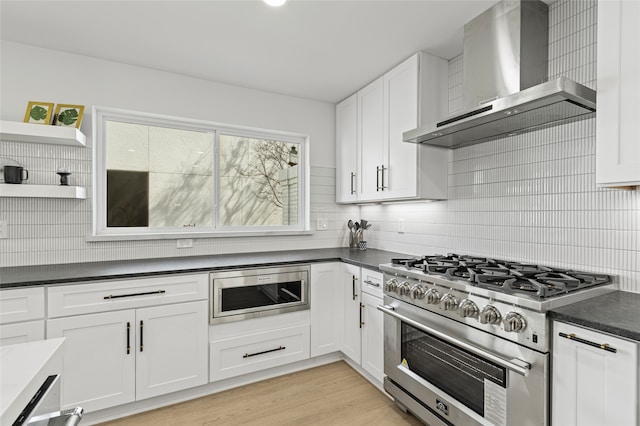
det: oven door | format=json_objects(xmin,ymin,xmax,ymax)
[
  {"xmin": 211, "ymin": 266, "xmax": 309, "ymax": 324},
  {"xmin": 379, "ymin": 296, "xmax": 548, "ymax": 426}
]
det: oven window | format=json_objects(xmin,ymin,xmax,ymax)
[
  {"xmin": 401, "ymin": 323, "xmax": 506, "ymax": 416},
  {"xmin": 221, "ymin": 281, "xmax": 302, "ymax": 313}
]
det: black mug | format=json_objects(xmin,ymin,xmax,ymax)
[{"xmin": 3, "ymin": 165, "xmax": 29, "ymax": 184}]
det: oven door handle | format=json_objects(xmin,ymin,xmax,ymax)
[{"xmin": 377, "ymin": 304, "xmax": 531, "ymax": 376}]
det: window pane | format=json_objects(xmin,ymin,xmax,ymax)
[
  {"xmin": 105, "ymin": 121, "xmax": 214, "ymax": 228},
  {"xmin": 219, "ymin": 135, "xmax": 299, "ymax": 227}
]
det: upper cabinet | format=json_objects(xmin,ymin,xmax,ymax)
[
  {"xmin": 336, "ymin": 94, "xmax": 359, "ymax": 203},
  {"xmin": 336, "ymin": 52, "xmax": 449, "ymax": 204},
  {"xmin": 595, "ymin": 0, "xmax": 640, "ymax": 188}
]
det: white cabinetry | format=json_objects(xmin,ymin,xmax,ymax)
[
  {"xmin": 341, "ymin": 263, "xmax": 362, "ymax": 363},
  {"xmin": 358, "ymin": 77, "xmax": 386, "ymax": 201},
  {"xmin": 336, "ymin": 94, "xmax": 359, "ymax": 203},
  {"xmin": 0, "ymin": 287, "xmax": 45, "ymax": 346},
  {"xmin": 552, "ymin": 321, "xmax": 638, "ymax": 426},
  {"xmin": 596, "ymin": 0, "xmax": 640, "ymax": 187},
  {"xmin": 335, "ymin": 52, "xmax": 449, "ymax": 203},
  {"xmin": 310, "ymin": 263, "xmax": 343, "ymax": 357},
  {"xmin": 340, "ymin": 263, "xmax": 384, "ymax": 383},
  {"xmin": 46, "ymin": 274, "xmax": 208, "ymax": 413}
]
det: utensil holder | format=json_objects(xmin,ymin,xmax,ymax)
[
  {"xmin": 359, "ymin": 241, "xmax": 367, "ymax": 251},
  {"xmin": 349, "ymin": 230, "xmax": 363, "ymax": 249}
]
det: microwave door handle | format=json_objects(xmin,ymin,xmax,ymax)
[{"xmin": 377, "ymin": 305, "xmax": 531, "ymax": 376}]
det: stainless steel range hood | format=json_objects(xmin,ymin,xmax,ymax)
[{"xmin": 404, "ymin": 0, "xmax": 596, "ymax": 149}]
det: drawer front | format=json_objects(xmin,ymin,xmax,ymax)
[
  {"xmin": 210, "ymin": 324, "xmax": 310, "ymax": 382},
  {"xmin": 361, "ymin": 268, "xmax": 383, "ymax": 298},
  {"xmin": 0, "ymin": 287, "xmax": 45, "ymax": 324},
  {"xmin": 0, "ymin": 320, "xmax": 45, "ymax": 346},
  {"xmin": 48, "ymin": 273, "xmax": 208, "ymax": 318}
]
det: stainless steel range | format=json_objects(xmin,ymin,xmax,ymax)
[{"xmin": 378, "ymin": 254, "xmax": 615, "ymax": 426}]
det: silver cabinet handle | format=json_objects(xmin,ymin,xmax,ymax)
[
  {"xmin": 352, "ymin": 275, "xmax": 358, "ymax": 300},
  {"xmin": 363, "ymin": 280, "xmax": 380, "ymax": 287},
  {"xmin": 376, "ymin": 166, "xmax": 381, "ymax": 191},
  {"xmin": 559, "ymin": 332, "xmax": 617, "ymax": 353},
  {"xmin": 350, "ymin": 172, "xmax": 356, "ymax": 194},
  {"xmin": 380, "ymin": 164, "xmax": 387, "ymax": 190},
  {"xmin": 377, "ymin": 305, "xmax": 531, "ymax": 376}
]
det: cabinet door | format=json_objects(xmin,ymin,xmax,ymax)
[
  {"xmin": 310, "ymin": 263, "xmax": 343, "ymax": 357},
  {"xmin": 552, "ymin": 322, "xmax": 638, "ymax": 426},
  {"xmin": 47, "ymin": 310, "xmax": 136, "ymax": 412},
  {"xmin": 336, "ymin": 94, "xmax": 358, "ymax": 203},
  {"xmin": 341, "ymin": 263, "xmax": 361, "ymax": 363},
  {"xmin": 596, "ymin": 0, "xmax": 640, "ymax": 187},
  {"xmin": 0, "ymin": 320, "xmax": 44, "ymax": 346},
  {"xmin": 358, "ymin": 77, "xmax": 385, "ymax": 201},
  {"xmin": 361, "ymin": 292, "xmax": 384, "ymax": 383},
  {"xmin": 384, "ymin": 54, "xmax": 419, "ymax": 199},
  {"xmin": 135, "ymin": 301, "xmax": 208, "ymax": 400}
]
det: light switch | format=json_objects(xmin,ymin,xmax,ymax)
[
  {"xmin": 176, "ymin": 238, "xmax": 193, "ymax": 248},
  {"xmin": 316, "ymin": 217, "xmax": 328, "ymax": 231},
  {"xmin": 397, "ymin": 218, "xmax": 405, "ymax": 233}
]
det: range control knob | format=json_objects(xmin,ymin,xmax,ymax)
[
  {"xmin": 410, "ymin": 284, "xmax": 426, "ymax": 300},
  {"xmin": 440, "ymin": 293, "xmax": 458, "ymax": 311},
  {"xmin": 396, "ymin": 281, "xmax": 412, "ymax": 296},
  {"xmin": 384, "ymin": 279, "xmax": 398, "ymax": 292},
  {"xmin": 425, "ymin": 288, "xmax": 441, "ymax": 305},
  {"xmin": 503, "ymin": 312, "xmax": 527, "ymax": 333},
  {"xmin": 458, "ymin": 299, "xmax": 479, "ymax": 319},
  {"xmin": 479, "ymin": 305, "xmax": 502, "ymax": 325}
]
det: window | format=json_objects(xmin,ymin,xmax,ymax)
[{"xmin": 93, "ymin": 107, "xmax": 308, "ymax": 239}]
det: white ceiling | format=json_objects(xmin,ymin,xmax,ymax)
[{"xmin": 0, "ymin": 0, "xmax": 500, "ymax": 104}]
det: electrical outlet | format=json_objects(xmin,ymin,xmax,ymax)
[
  {"xmin": 0, "ymin": 220, "xmax": 7, "ymax": 239},
  {"xmin": 316, "ymin": 217, "xmax": 328, "ymax": 231},
  {"xmin": 397, "ymin": 218, "xmax": 405, "ymax": 233},
  {"xmin": 176, "ymin": 238, "xmax": 193, "ymax": 249}
]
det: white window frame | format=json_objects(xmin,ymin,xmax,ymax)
[{"xmin": 90, "ymin": 106, "xmax": 310, "ymax": 241}]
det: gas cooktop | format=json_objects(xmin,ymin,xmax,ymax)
[{"xmin": 387, "ymin": 253, "xmax": 611, "ymax": 300}]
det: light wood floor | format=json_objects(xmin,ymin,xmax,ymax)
[{"xmin": 99, "ymin": 361, "xmax": 423, "ymax": 425}]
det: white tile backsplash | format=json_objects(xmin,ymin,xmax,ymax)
[{"xmin": 363, "ymin": 0, "xmax": 640, "ymax": 293}]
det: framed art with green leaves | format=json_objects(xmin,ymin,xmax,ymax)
[
  {"xmin": 23, "ymin": 101, "xmax": 54, "ymax": 125},
  {"xmin": 53, "ymin": 104, "xmax": 85, "ymax": 128}
]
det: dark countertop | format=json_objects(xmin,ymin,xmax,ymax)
[
  {"xmin": 550, "ymin": 291, "xmax": 640, "ymax": 342},
  {"xmin": 0, "ymin": 248, "xmax": 407, "ymax": 288}
]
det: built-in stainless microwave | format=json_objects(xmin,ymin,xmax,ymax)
[{"xmin": 209, "ymin": 265, "xmax": 310, "ymax": 324}]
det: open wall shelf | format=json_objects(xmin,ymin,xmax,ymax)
[
  {"xmin": 0, "ymin": 184, "xmax": 86, "ymax": 199},
  {"xmin": 0, "ymin": 120, "xmax": 86, "ymax": 147}
]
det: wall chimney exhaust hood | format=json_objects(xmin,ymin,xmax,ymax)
[{"xmin": 404, "ymin": 0, "xmax": 596, "ymax": 149}]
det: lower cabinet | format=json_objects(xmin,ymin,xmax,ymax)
[
  {"xmin": 0, "ymin": 287, "xmax": 45, "ymax": 346},
  {"xmin": 47, "ymin": 299, "xmax": 208, "ymax": 412},
  {"xmin": 340, "ymin": 263, "xmax": 384, "ymax": 383},
  {"xmin": 310, "ymin": 263, "xmax": 343, "ymax": 357},
  {"xmin": 0, "ymin": 320, "xmax": 44, "ymax": 346},
  {"xmin": 552, "ymin": 321, "xmax": 638, "ymax": 426},
  {"xmin": 209, "ymin": 324, "xmax": 310, "ymax": 381},
  {"xmin": 360, "ymin": 291, "xmax": 384, "ymax": 382}
]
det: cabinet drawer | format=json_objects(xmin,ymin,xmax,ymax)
[
  {"xmin": 0, "ymin": 320, "xmax": 45, "ymax": 346},
  {"xmin": 210, "ymin": 324, "xmax": 310, "ymax": 382},
  {"xmin": 361, "ymin": 268, "xmax": 383, "ymax": 298},
  {"xmin": 0, "ymin": 287, "xmax": 45, "ymax": 324},
  {"xmin": 48, "ymin": 273, "xmax": 208, "ymax": 318}
]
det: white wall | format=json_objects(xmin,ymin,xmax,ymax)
[
  {"xmin": 362, "ymin": 0, "xmax": 640, "ymax": 293},
  {"xmin": 0, "ymin": 41, "xmax": 358, "ymax": 266}
]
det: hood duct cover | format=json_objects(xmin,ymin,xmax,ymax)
[{"xmin": 404, "ymin": 0, "xmax": 596, "ymax": 149}]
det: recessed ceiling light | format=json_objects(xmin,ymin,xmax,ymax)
[{"xmin": 263, "ymin": 0, "xmax": 287, "ymax": 6}]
